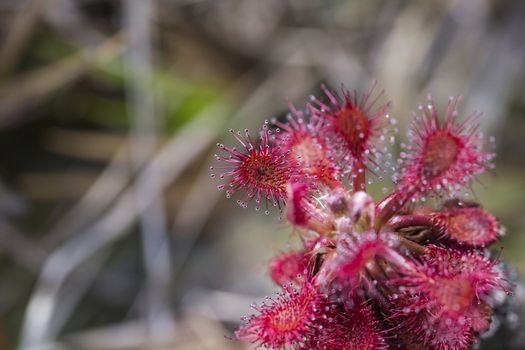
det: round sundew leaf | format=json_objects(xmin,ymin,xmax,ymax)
[
  {"xmin": 268, "ymin": 250, "xmax": 307, "ymax": 286},
  {"xmin": 212, "ymin": 125, "xmax": 294, "ymax": 212},
  {"xmin": 435, "ymin": 206, "xmax": 501, "ymax": 247},
  {"xmin": 396, "ymin": 96, "xmax": 494, "ymax": 199},
  {"xmin": 235, "ymin": 279, "xmax": 329, "ymax": 349},
  {"xmin": 309, "ymin": 83, "xmax": 392, "ymax": 173}
]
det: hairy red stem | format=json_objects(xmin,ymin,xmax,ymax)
[
  {"xmin": 374, "ymin": 190, "xmax": 413, "ymax": 231},
  {"xmin": 352, "ymin": 159, "xmax": 366, "ymax": 192}
]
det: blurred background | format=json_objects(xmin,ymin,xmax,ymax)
[{"xmin": 0, "ymin": 0, "xmax": 524, "ymax": 349}]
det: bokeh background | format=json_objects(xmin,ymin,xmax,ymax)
[{"xmin": 0, "ymin": 0, "xmax": 524, "ymax": 349}]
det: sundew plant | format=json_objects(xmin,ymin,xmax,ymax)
[{"xmin": 210, "ymin": 82, "xmax": 511, "ymax": 350}]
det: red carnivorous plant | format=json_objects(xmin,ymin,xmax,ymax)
[{"xmin": 211, "ymin": 83, "xmax": 510, "ymax": 350}]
